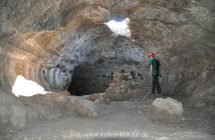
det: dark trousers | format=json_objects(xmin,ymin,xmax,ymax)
[{"xmin": 151, "ymin": 74, "xmax": 161, "ymax": 94}]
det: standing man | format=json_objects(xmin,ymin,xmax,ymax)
[{"xmin": 148, "ymin": 52, "xmax": 162, "ymax": 98}]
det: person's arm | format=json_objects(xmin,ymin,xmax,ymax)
[{"xmin": 148, "ymin": 59, "xmax": 152, "ymax": 77}]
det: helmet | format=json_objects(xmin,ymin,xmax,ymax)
[{"xmin": 148, "ymin": 52, "xmax": 155, "ymax": 58}]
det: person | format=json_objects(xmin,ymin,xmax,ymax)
[{"xmin": 148, "ymin": 52, "xmax": 162, "ymax": 98}]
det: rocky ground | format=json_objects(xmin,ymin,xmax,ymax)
[{"xmin": 3, "ymin": 95, "xmax": 215, "ymax": 140}]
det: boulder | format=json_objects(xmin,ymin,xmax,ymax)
[
  {"xmin": 20, "ymin": 93, "xmax": 71, "ymax": 120},
  {"xmin": 20, "ymin": 93, "xmax": 98, "ymax": 118},
  {"xmin": 150, "ymin": 97, "xmax": 183, "ymax": 123}
]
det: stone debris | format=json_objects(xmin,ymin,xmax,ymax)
[
  {"xmin": 193, "ymin": 101, "xmax": 208, "ymax": 108},
  {"xmin": 150, "ymin": 97, "xmax": 184, "ymax": 123},
  {"xmin": 104, "ymin": 72, "xmax": 144, "ymax": 101},
  {"xmin": 84, "ymin": 72, "xmax": 145, "ymax": 102},
  {"xmin": 84, "ymin": 72, "xmax": 143, "ymax": 103},
  {"xmin": 84, "ymin": 93, "xmax": 105, "ymax": 102}
]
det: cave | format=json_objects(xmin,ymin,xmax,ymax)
[
  {"xmin": 0, "ymin": 0, "xmax": 215, "ymax": 139},
  {"xmin": 67, "ymin": 63, "xmax": 113, "ymax": 96}
]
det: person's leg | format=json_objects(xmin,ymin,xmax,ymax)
[
  {"xmin": 151, "ymin": 75, "xmax": 156, "ymax": 94},
  {"xmin": 155, "ymin": 75, "xmax": 161, "ymax": 94}
]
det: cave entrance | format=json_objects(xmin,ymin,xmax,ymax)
[{"xmin": 67, "ymin": 63, "xmax": 113, "ymax": 96}]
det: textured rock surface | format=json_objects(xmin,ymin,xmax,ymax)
[
  {"xmin": 150, "ymin": 97, "xmax": 184, "ymax": 123},
  {"xmin": 20, "ymin": 93, "xmax": 98, "ymax": 118},
  {"xmin": 0, "ymin": 0, "xmax": 214, "ymax": 129}
]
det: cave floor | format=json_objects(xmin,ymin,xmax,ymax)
[{"xmin": 10, "ymin": 96, "xmax": 215, "ymax": 140}]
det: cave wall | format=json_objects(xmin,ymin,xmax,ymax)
[{"xmin": 0, "ymin": 0, "xmax": 214, "ymax": 106}]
